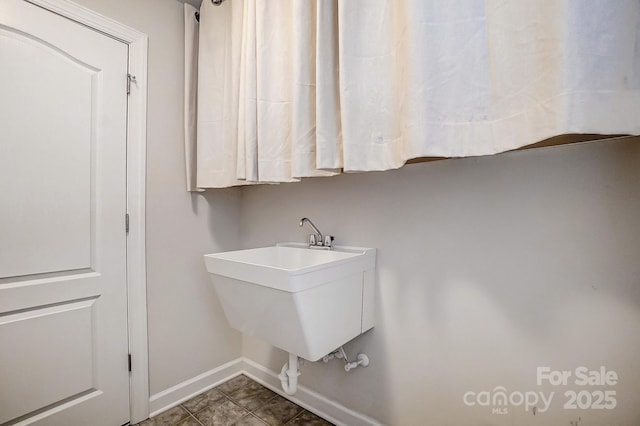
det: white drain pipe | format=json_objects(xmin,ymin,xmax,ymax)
[{"xmin": 278, "ymin": 353, "xmax": 301, "ymax": 395}]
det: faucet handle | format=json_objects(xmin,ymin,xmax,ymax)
[
  {"xmin": 323, "ymin": 235, "xmax": 334, "ymax": 248},
  {"xmin": 309, "ymin": 234, "xmax": 318, "ymax": 246}
]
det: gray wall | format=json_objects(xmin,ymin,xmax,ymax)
[
  {"xmin": 240, "ymin": 137, "xmax": 640, "ymax": 425},
  {"xmin": 71, "ymin": 0, "xmax": 242, "ymax": 394}
]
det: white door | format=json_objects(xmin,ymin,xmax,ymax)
[{"xmin": 0, "ymin": 1, "xmax": 130, "ymax": 424}]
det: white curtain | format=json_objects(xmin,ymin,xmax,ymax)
[{"xmin": 190, "ymin": 0, "xmax": 640, "ymax": 189}]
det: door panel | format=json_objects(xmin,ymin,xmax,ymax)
[
  {"xmin": 0, "ymin": 24, "xmax": 93, "ymax": 278},
  {"xmin": 0, "ymin": 299, "xmax": 96, "ymax": 424},
  {"xmin": 0, "ymin": 1, "xmax": 130, "ymax": 424}
]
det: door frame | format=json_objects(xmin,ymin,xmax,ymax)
[{"xmin": 25, "ymin": 0, "xmax": 150, "ymax": 423}]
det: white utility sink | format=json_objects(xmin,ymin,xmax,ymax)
[{"xmin": 204, "ymin": 243, "xmax": 376, "ymax": 361}]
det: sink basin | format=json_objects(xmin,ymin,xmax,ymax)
[{"xmin": 204, "ymin": 243, "xmax": 376, "ymax": 361}]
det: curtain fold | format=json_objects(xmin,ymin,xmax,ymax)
[
  {"xmin": 183, "ymin": 3, "xmax": 203, "ymax": 192},
  {"xmin": 191, "ymin": 0, "xmax": 640, "ymax": 189}
]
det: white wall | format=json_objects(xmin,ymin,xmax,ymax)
[
  {"xmin": 240, "ymin": 137, "xmax": 640, "ymax": 426},
  {"xmin": 70, "ymin": 0, "xmax": 242, "ymax": 395}
]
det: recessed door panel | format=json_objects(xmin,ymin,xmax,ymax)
[
  {"xmin": 0, "ymin": 27, "xmax": 94, "ymax": 278},
  {"xmin": 0, "ymin": 299, "xmax": 96, "ymax": 424}
]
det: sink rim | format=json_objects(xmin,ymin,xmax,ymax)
[
  {"xmin": 204, "ymin": 242, "xmax": 376, "ymax": 292},
  {"xmin": 211, "ymin": 242, "xmax": 365, "ymax": 268}
]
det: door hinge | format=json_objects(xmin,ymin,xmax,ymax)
[
  {"xmin": 125, "ymin": 213, "xmax": 130, "ymax": 234},
  {"xmin": 127, "ymin": 73, "xmax": 136, "ymax": 95},
  {"xmin": 128, "ymin": 354, "xmax": 132, "ymax": 372}
]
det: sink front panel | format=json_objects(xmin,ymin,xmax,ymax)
[{"xmin": 212, "ymin": 272, "xmax": 364, "ymax": 361}]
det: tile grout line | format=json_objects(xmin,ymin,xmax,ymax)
[
  {"xmin": 228, "ymin": 392, "xmax": 278, "ymax": 426},
  {"xmin": 244, "ymin": 413, "xmax": 272, "ymax": 426},
  {"xmin": 186, "ymin": 409, "xmax": 204, "ymax": 426},
  {"xmin": 192, "ymin": 393, "xmax": 255, "ymax": 426},
  {"xmin": 180, "ymin": 402, "xmax": 211, "ymax": 425},
  {"xmin": 281, "ymin": 407, "xmax": 307, "ymax": 426},
  {"xmin": 178, "ymin": 404, "xmax": 204, "ymax": 426},
  {"xmin": 282, "ymin": 411, "xmax": 301, "ymax": 426},
  {"xmin": 224, "ymin": 387, "xmax": 295, "ymax": 426},
  {"xmin": 245, "ymin": 394, "xmax": 279, "ymax": 415},
  {"xmin": 222, "ymin": 383, "xmax": 280, "ymax": 416},
  {"xmin": 220, "ymin": 394, "xmax": 252, "ymax": 417}
]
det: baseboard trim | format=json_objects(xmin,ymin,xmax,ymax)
[
  {"xmin": 241, "ymin": 357, "xmax": 382, "ymax": 426},
  {"xmin": 148, "ymin": 357, "xmax": 244, "ymax": 417},
  {"xmin": 148, "ymin": 357, "xmax": 381, "ymax": 426}
]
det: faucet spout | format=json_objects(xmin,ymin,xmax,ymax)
[{"xmin": 299, "ymin": 217, "xmax": 323, "ymax": 241}]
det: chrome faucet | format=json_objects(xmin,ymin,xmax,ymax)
[{"xmin": 299, "ymin": 217, "xmax": 334, "ymax": 249}]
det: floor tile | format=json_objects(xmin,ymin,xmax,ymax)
[
  {"xmin": 232, "ymin": 414, "xmax": 270, "ymax": 426},
  {"xmin": 227, "ymin": 381, "xmax": 277, "ymax": 412},
  {"xmin": 252, "ymin": 395, "xmax": 304, "ymax": 426},
  {"xmin": 175, "ymin": 415, "xmax": 203, "ymax": 426},
  {"xmin": 136, "ymin": 376, "xmax": 333, "ymax": 426},
  {"xmin": 286, "ymin": 410, "xmax": 334, "ymax": 426},
  {"xmin": 136, "ymin": 405, "xmax": 190, "ymax": 426},
  {"xmin": 195, "ymin": 398, "xmax": 249, "ymax": 426},
  {"xmin": 216, "ymin": 374, "xmax": 254, "ymax": 395},
  {"xmin": 182, "ymin": 387, "xmax": 226, "ymax": 414}
]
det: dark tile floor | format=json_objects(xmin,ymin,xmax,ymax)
[{"xmin": 135, "ymin": 374, "xmax": 334, "ymax": 426}]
